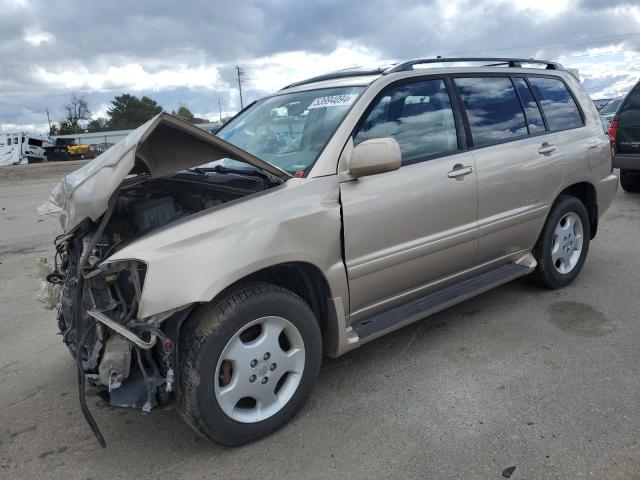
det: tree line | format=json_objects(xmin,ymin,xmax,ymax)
[{"xmin": 51, "ymin": 94, "xmax": 217, "ymax": 135}]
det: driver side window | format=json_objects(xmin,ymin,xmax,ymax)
[{"xmin": 354, "ymin": 79, "xmax": 459, "ymax": 165}]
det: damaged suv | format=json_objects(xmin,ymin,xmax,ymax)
[{"xmin": 40, "ymin": 58, "xmax": 617, "ymax": 447}]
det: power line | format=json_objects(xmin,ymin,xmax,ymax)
[
  {"xmin": 585, "ymin": 78, "xmax": 640, "ymax": 92},
  {"xmin": 453, "ymin": 32, "xmax": 640, "ymax": 59},
  {"xmin": 559, "ymin": 48, "xmax": 640, "ymax": 61}
]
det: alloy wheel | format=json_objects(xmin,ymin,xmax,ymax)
[{"xmin": 214, "ymin": 316, "xmax": 305, "ymax": 423}]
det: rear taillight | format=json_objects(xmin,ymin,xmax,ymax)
[
  {"xmin": 608, "ymin": 118, "xmax": 618, "ymax": 172},
  {"xmin": 608, "ymin": 119, "xmax": 618, "ymax": 142}
]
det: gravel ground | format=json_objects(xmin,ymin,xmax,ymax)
[{"xmin": 1, "ymin": 162, "xmax": 639, "ymax": 479}]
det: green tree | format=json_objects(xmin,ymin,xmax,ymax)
[
  {"xmin": 53, "ymin": 120, "xmax": 77, "ymax": 135},
  {"xmin": 172, "ymin": 104, "xmax": 195, "ymax": 121},
  {"xmin": 87, "ymin": 117, "xmax": 108, "ymax": 132},
  {"xmin": 107, "ymin": 94, "xmax": 162, "ymax": 130}
]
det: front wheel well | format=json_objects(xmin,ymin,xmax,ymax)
[
  {"xmin": 218, "ymin": 262, "xmax": 331, "ymax": 333},
  {"xmin": 557, "ymin": 182, "xmax": 598, "ymax": 239}
]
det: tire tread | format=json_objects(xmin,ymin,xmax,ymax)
[
  {"xmin": 530, "ymin": 194, "xmax": 590, "ymax": 289},
  {"xmin": 177, "ymin": 284, "xmax": 312, "ymax": 442}
]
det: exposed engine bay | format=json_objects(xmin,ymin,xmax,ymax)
[{"xmin": 46, "ymin": 165, "xmax": 279, "ymax": 445}]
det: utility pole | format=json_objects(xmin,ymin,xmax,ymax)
[
  {"xmin": 46, "ymin": 107, "xmax": 52, "ymax": 135},
  {"xmin": 236, "ymin": 65, "xmax": 245, "ymax": 110},
  {"xmin": 218, "ymin": 98, "xmax": 222, "ymax": 122}
]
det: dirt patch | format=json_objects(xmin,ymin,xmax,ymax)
[
  {"xmin": 0, "ymin": 160, "xmax": 87, "ymax": 185},
  {"xmin": 547, "ymin": 301, "xmax": 615, "ymax": 337}
]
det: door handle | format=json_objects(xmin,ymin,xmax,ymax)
[
  {"xmin": 538, "ymin": 143, "xmax": 557, "ymax": 155},
  {"xmin": 447, "ymin": 164, "xmax": 474, "ymax": 179}
]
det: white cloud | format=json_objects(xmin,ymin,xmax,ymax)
[
  {"xmin": 23, "ymin": 28, "xmax": 54, "ymax": 46},
  {"xmin": 4, "ymin": 0, "xmax": 28, "ymax": 9},
  {"xmin": 512, "ymin": 0, "xmax": 571, "ymax": 15},
  {"xmin": 241, "ymin": 43, "xmax": 385, "ymax": 93},
  {"xmin": 0, "ymin": 122, "xmax": 49, "ymax": 134},
  {"xmin": 2, "ymin": 0, "xmax": 640, "ymax": 129},
  {"xmin": 91, "ymin": 103, "xmax": 111, "ymax": 120},
  {"xmin": 33, "ymin": 62, "xmax": 221, "ymax": 92}
]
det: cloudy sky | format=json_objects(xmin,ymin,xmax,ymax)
[{"xmin": 1, "ymin": 0, "xmax": 639, "ymax": 133}]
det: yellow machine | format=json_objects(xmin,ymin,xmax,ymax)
[{"xmin": 67, "ymin": 144, "xmax": 92, "ymax": 157}]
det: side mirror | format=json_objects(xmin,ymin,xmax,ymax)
[{"xmin": 348, "ymin": 138, "xmax": 401, "ymax": 178}]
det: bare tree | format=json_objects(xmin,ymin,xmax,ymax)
[{"xmin": 63, "ymin": 94, "xmax": 91, "ymax": 132}]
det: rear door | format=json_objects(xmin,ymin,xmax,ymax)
[
  {"xmin": 340, "ymin": 77, "xmax": 479, "ymax": 318},
  {"xmin": 453, "ymin": 75, "xmax": 565, "ymax": 263}
]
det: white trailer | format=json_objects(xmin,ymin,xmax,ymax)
[{"xmin": 0, "ymin": 132, "xmax": 52, "ymax": 166}]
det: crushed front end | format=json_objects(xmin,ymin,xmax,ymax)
[
  {"xmin": 38, "ymin": 113, "xmax": 287, "ymax": 446},
  {"xmin": 55, "ymin": 231, "xmax": 179, "ymax": 411},
  {"xmin": 48, "ymin": 210, "xmax": 187, "ymax": 447}
]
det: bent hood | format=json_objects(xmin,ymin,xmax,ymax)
[{"xmin": 38, "ymin": 113, "xmax": 289, "ymax": 232}]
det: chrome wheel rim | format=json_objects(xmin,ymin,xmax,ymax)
[
  {"xmin": 551, "ymin": 212, "xmax": 584, "ymax": 274},
  {"xmin": 214, "ymin": 316, "xmax": 305, "ymax": 423}
]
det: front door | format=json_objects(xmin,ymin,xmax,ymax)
[{"xmin": 339, "ymin": 77, "xmax": 479, "ymax": 319}]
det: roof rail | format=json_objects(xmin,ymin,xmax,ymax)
[
  {"xmin": 280, "ymin": 67, "xmax": 388, "ymax": 90},
  {"xmin": 384, "ymin": 57, "xmax": 564, "ymax": 73},
  {"xmin": 280, "ymin": 57, "xmax": 564, "ymax": 91}
]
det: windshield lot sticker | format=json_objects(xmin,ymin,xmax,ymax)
[{"xmin": 308, "ymin": 94, "xmax": 358, "ymax": 109}]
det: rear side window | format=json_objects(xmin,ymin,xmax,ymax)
[
  {"xmin": 512, "ymin": 77, "xmax": 546, "ymax": 134},
  {"xmin": 354, "ymin": 79, "xmax": 458, "ymax": 165},
  {"xmin": 455, "ymin": 76, "xmax": 527, "ymax": 148},
  {"xmin": 6, "ymin": 138, "xmax": 10, "ymax": 145},
  {"xmin": 528, "ymin": 77, "xmax": 582, "ymax": 131},
  {"xmin": 28, "ymin": 138, "xmax": 43, "ymax": 147}
]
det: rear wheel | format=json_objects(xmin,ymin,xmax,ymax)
[
  {"xmin": 178, "ymin": 284, "xmax": 322, "ymax": 446},
  {"xmin": 620, "ymin": 169, "xmax": 640, "ymax": 193},
  {"xmin": 531, "ymin": 195, "xmax": 590, "ymax": 289}
]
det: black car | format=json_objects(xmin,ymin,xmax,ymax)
[{"xmin": 611, "ymin": 82, "xmax": 640, "ymax": 192}]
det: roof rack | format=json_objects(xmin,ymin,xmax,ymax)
[
  {"xmin": 384, "ymin": 57, "xmax": 564, "ymax": 73},
  {"xmin": 281, "ymin": 57, "xmax": 564, "ymax": 90},
  {"xmin": 281, "ymin": 67, "xmax": 388, "ymax": 90}
]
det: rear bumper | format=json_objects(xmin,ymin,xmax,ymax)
[{"xmin": 613, "ymin": 154, "xmax": 640, "ymax": 171}]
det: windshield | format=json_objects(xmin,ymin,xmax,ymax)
[
  {"xmin": 600, "ymin": 97, "xmax": 624, "ymax": 115},
  {"xmin": 216, "ymin": 86, "xmax": 364, "ymax": 175}
]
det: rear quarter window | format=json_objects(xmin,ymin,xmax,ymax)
[{"xmin": 528, "ymin": 77, "xmax": 583, "ymax": 131}]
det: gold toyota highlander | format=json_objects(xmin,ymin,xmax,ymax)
[{"xmin": 38, "ymin": 57, "xmax": 618, "ymax": 446}]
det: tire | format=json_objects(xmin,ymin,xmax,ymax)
[
  {"xmin": 620, "ymin": 169, "xmax": 640, "ymax": 193},
  {"xmin": 530, "ymin": 195, "xmax": 591, "ymax": 289},
  {"xmin": 177, "ymin": 284, "xmax": 322, "ymax": 446}
]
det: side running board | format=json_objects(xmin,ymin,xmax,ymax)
[{"xmin": 352, "ymin": 262, "xmax": 532, "ymax": 340}]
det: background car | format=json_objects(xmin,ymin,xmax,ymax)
[
  {"xmin": 611, "ymin": 81, "xmax": 640, "ymax": 192},
  {"xmin": 599, "ymin": 95, "xmax": 625, "ymax": 129},
  {"xmin": 593, "ymin": 98, "xmax": 613, "ymax": 110}
]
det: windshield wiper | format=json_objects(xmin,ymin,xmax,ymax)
[{"xmin": 186, "ymin": 164, "xmax": 284, "ymax": 183}]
